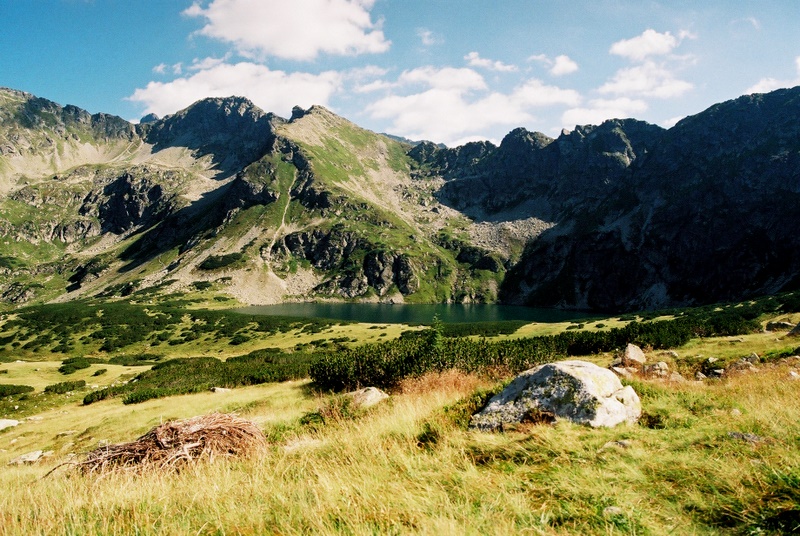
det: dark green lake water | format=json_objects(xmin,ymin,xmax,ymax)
[{"xmin": 236, "ymin": 303, "xmax": 591, "ymax": 324}]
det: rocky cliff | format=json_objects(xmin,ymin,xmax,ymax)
[{"xmin": 0, "ymin": 85, "xmax": 798, "ymax": 311}]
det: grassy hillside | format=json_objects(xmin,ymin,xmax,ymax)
[{"xmin": 0, "ymin": 296, "xmax": 799, "ymax": 534}]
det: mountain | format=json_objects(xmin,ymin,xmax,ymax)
[{"xmin": 0, "ymin": 85, "xmax": 798, "ymax": 312}]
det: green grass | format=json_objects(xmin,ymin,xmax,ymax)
[
  {"xmin": 1, "ymin": 361, "xmax": 799, "ymax": 534},
  {"xmin": 0, "ymin": 294, "xmax": 798, "ymax": 533}
]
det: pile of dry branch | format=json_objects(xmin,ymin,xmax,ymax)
[{"xmin": 75, "ymin": 413, "xmax": 267, "ymax": 475}]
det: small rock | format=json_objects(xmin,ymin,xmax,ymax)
[
  {"xmin": 666, "ymin": 350, "xmax": 679, "ymax": 359},
  {"xmin": 346, "ymin": 387, "xmax": 389, "ymax": 408},
  {"xmin": 55, "ymin": 430, "xmax": 78, "ymax": 437},
  {"xmin": 610, "ymin": 366, "xmax": 632, "ymax": 378},
  {"xmin": 26, "ymin": 416, "xmax": 43, "ymax": 422},
  {"xmin": 695, "ymin": 371, "xmax": 707, "ymax": 380},
  {"xmin": 706, "ymin": 357, "xmax": 718, "ymax": 364},
  {"xmin": 730, "ymin": 408, "xmax": 742, "ymax": 416},
  {"xmin": 727, "ymin": 431, "xmax": 767, "ymax": 444},
  {"xmin": 710, "ymin": 368, "xmax": 725, "ymax": 378},
  {"xmin": 644, "ymin": 361, "xmax": 669, "ymax": 378},
  {"xmin": 789, "ymin": 371, "xmax": 800, "ymax": 381},
  {"xmin": 603, "ymin": 506, "xmax": 625, "ymax": 517},
  {"xmin": 745, "ymin": 353, "xmax": 759, "ymax": 364},
  {"xmin": 209, "ymin": 387, "xmax": 231, "ymax": 393},
  {"xmin": 668, "ymin": 372, "xmax": 685, "ymax": 383},
  {"xmin": 621, "ymin": 343, "xmax": 647, "ymax": 367},
  {"xmin": 0, "ymin": 419, "xmax": 20, "ymax": 431},
  {"xmin": 7, "ymin": 450, "xmax": 52, "ymax": 465},
  {"xmin": 602, "ymin": 440, "xmax": 632, "ymax": 450}
]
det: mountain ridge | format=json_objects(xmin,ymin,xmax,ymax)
[{"xmin": 0, "ymin": 85, "xmax": 798, "ymax": 312}]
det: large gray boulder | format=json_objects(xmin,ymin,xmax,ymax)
[{"xmin": 470, "ymin": 360, "xmax": 641, "ymax": 430}]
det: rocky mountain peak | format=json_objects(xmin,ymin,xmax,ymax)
[{"xmin": 143, "ymin": 96, "xmax": 276, "ymax": 175}]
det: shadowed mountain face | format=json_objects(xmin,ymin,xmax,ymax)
[
  {"xmin": 411, "ymin": 88, "xmax": 800, "ymax": 311},
  {"xmin": 0, "ymin": 85, "xmax": 799, "ymax": 311}
]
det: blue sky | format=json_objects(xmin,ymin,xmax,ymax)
[{"xmin": 2, "ymin": 0, "xmax": 799, "ymax": 146}]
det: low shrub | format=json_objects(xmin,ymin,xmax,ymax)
[
  {"xmin": 0, "ymin": 384, "xmax": 35, "ymax": 396},
  {"xmin": 44, "ymin": 380, "xmax": 86, "ymax": 394},
  {"xmin": 58, "ymin": 357, "xmax": 95, "ymax": 375}
]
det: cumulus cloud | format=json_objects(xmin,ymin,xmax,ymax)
[
  {"xmin": 598, "ymin": 61, "xmax": 693, "ymax": 98},
  {"xmin": 365, "ymin": 67, "xmax": 580, "ymax": 145},
  {"xmin": 746, "ymin": 56, "xmax": 800, "ymax": 94},
  {"xmin": 609, "ymin": 29, "xmax": 681, "ymax": 61},
  {"xmin": 127, "ymin": 62, "xmax": 342, "ymax": 118},
  {"xmin": 184, "ymin": 0, "xmax": 390, "ymax": 61},
  {"xmin": 152, "ymin": 63, "xmax": 168, "ymax": 75},
  {"xmin": 464, "ymin": 52, "xmax": 518, "ymax": 72},
  {"xmin": 550, "ymin": 55, "xmax": 579, "ymax": 76},
  {"xmin": 561, "ymin": 97, "xmax": 648, "ymax": 128},
  {"xmin": 529, "ymin": 53, "xmax": 579, "ymax": 76}
]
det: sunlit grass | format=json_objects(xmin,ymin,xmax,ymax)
[{"xmin": 1, "ymin": 361, "xmax": 798, "ymax": 534}]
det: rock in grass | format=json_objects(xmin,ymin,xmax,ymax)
[
  {"xmin": 346, "ymin": 387, "xmax": 389, "ymax": 408},
  {"xmin": 622, "ymin": 343, "xmax": 647, "ymax": 366},
  {"xmin": 470, "ymin": 360, "xmax": 641, "ymax": 431},
  {"xmin": 7, "ymin": 450, "xmax": 52, "ymax": 465},
  {"xmin": 0, "ymin": 419, "xmax": 19, "ymax": 431}
]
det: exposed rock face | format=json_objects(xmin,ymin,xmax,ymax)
[
  {"xmin": 470, "ymin": 360, "xmax": 641, "ymax": 430},
  {"xmin": 274, "ymin": 228, "xmax": 419, "ymax": 298},
  {"xmin": 1, "ymin": 85, "xmax": 799, "ymax": 309},
  {"xmin": 142, "ymin": 96, "xmax": 279, "ymax": 175}
]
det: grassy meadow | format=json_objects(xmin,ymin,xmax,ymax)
[{"xmin": 0, "ymin": 299, "xmax": 799, "ymax": 534}]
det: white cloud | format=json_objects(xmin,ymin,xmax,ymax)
[
  {"xmin": 561, "ymin": 97, "xmax": 648, "ymax": 127},
  {"xmin": 529, "ymin": 53, "xmax": 579, "ymax": 76},
  {"xmin": 511, "ymin": 79, "xmax": 581, "ymax": 107},
  {"xmin": 184, "ymin": 0, "xmax": 390, "ymax": 61},
  {"xmin": 417, "ymin": 28, "xmax": 441, "ymax": 46},
  {"xmin": 127, "ymin": 62, "xmax": 342, "ymax": 118},
  {"xmin": 550, "ymin": 55, "xmax": 579, "ymax": 76},
  {"xmin": 464, "ymin": 52, "xmax": 518, "ymax": 72},
  {"xmin": 398, "ymin": 66, "xmax": 487, "ymax": 92},
  {"xmin": 609, "ymin": 29, "xmax": 681, "ymax": 61},
  {"xmin": 152, "ymin": 63, "xmax": 168, "ymax": 75},
  {"xmin": 365, "ymin": 68, "xmax": 580, "ymax": 145},
  {"xmin": 745, "ymin": 56, "xmax": 800, "ymax": 93},
  {"xmin": 598, "ymin": 61, "xmax": 693, "ymax": 98},
  {"xmin": 188, "ymin": 55, "xmax": 230, "ymax": 71}
]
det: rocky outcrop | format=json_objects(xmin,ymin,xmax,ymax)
[
  {"xmin": 142, "ymin": 96, "xmax": 279, "ymax": 175},
  {"xmin": 274, "ymin": 227, "xmax": 419, "ymax": 298},
  {"xmin": 470, "ymin": 360, "xmax": 641, "ymax": 430}
]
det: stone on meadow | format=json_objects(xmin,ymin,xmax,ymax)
[
  {"xmin": 470, "ymin": 360, "xmax": 641, "ymax": 431},
  {"xmin": 346, "ymin": 387, "xmax": 389, "ymax": 408}
]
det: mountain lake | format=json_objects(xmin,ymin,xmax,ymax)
[{"xmin": 236, "ymin": 303, "xmax": 593, "ymax": 324}]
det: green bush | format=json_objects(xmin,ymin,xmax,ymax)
[
  {"xmin": 198, "ymin": 253, "xmax": 244, "ymax": 270},
  {"xmin": 84, "ymin": 349, "xmax": 317, "ymax": 405},
  {"xmin": 58, "ymin": 357, "xmax": 92, "ymax": 375},
  {"xmin": 44, "ymin": 380, "xmax": 86, "ymax": 394},
  {"xmin": 310, "ymin": 311, "xmax": 763, "ymax": 392},
  {"xmin": 0, "ymin": 384, "xmax": 34, "ymax": 396}
]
